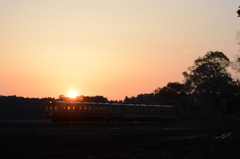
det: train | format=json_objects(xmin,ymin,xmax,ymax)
[{"xmin": 45, "ymin": 101, "xmax": 175, "ymax": 123}]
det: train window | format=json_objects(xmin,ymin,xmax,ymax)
[
  {"xmin": 67, "ymin": 106, "xmax": 70, "ymax": 110},
  {"xmin": 95, "ymin": 107, "xmax": 99, "ymax": 111},
  {"xmin": 79, "ymin": 107, "xmax": 83, "ymax": 111},
  {"xmin": 100, "ymin": 107, "xmax": 103, "ymax": 111},
  {"xmin": 139, "ymin": 109, "xmax": 142, "ymax": 112},
  {"xmin": 63, "ymin": 106, "xmax": 66, "ymax": 110},
  {"xmin": 72, "ymin": 106, "xmax": 75, "ymax": 110},
  {"xmin": 49, "ymin": 106, "xmax": 53, "ymax": 110},
  {"xmin": 54, "ymin": 106, "xmax": 57, "ymax": 110},
  {"xmin": 104, "ymin": 107, "xmax": 107, "ymax": 112},
  {"xmin": 90, "ymin": 107, "xmax": 93, "ymax": 111},
  {"xmin": 84, "ymin": 107, "xmax": 88, "ymax": 111}
]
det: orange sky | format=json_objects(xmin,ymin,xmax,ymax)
[{"xmin": 0, "ymin": 0, "xmax": 240, "ymax": 100}]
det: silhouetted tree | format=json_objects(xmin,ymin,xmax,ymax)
[
  {"xmin": 225, "ymin": 80, "xmax": 240, "ymax": 113},
  {"xmin": 183, "ymin": 51, "xmax": 234, "ymax": 115},
  {"xmin": 154, "ymin": 82, "xmax": 189, "ymax": 117},
  {"xmin": 58, "ymin": 95, "xmax": 66, "ymax": 101},
  {"xmin": 154, "ymin": 86, "xmax": 176, "ymax": 105},
  {"xmin": 124, "ymin": 96, "xmax": 130, "ymax": 103}
]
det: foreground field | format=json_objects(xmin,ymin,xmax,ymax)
[{"xmin": 1, "ymin": 123, "xmax": 240, "ymax": 159}]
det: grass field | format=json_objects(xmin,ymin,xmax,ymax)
[{"xmin": 1, "ymin": 122, "xmax": 240, "ymax": 159}]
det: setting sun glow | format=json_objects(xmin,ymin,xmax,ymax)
[
  {"xmin": 0, "ymin": 1, "xmax": 238, "ymax": 100},
  {"xmin": 68, "ymin": 91, "xmax": 78, "ymax": 98}
]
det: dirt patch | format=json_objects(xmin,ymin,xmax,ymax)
[{"xmin": 1, "ymin": 124, "xmax": 240, "ymax": 159}]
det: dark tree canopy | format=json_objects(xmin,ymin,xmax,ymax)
[
  {"xmin": 154, "ymin": 82, "xmax": 186, "ymax": 105},
  {"xmin": 194, "ymin": 51, "xmax": 230, "ymax": 68},
  {"xmin": 183, "ymin": 51, "xmax": 234, "ymax": 114}
]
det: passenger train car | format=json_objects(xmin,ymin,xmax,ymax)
[{"xmin": 45, "ymin": 101, "xmax": 175, "ymax": 123}]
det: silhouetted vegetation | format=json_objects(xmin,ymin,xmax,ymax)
[
  {"xmin": 123, "ymin": 51, "xmax": 240, "ymax": 118},
  {"xmin": 0, "ymin": 95, "xmax": 53, "ymax": 120},
  {"xmin": 58, "ymin": 95, "xmax": 109, "ymax": 103},
  {"xmin": 1, "ymin": 51, "xmax": 240, "ymax": 120},
  {"xmin": 124, "ymin": 94, "xmax": 156, "ymax": 104}
]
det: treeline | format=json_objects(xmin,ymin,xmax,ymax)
[
  {"xmin": 1, "ymin": 51, "xmax": 240, "ymax": 120},
  {"xmin": 0, "ymin": 96, "xmax": 53, "ymax": 120},
  {"xmin": 0, "ymin": 95, "xmax": 113, "ymax": 120},
  {"xmin": 125, "ymin": 51, "xmax": 240, "ymax": 117},
  {"xmin": 58, "ymin": 51, "xmax": 240, "ymax": 117},
  {"xmin": 58, "ymin": 94, "xmax": 157, "ymax": 104},
  {"xmin": 58, "ymin": 95, "xmax": 110, "ymax": 103}
]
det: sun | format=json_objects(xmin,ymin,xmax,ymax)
[{"xmin": 68, "ymin": 91, "xmax": 78, "ymax": 98}]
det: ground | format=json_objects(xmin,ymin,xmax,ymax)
[{"xmin": 0, "ymin": 123, "xmax": 240, "ymax": 159}]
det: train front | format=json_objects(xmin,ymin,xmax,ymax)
[{"xmin": 45, "ymin": 101, "xmax": 54, "ymax": 120}]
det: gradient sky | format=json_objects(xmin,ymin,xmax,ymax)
[{"xmin": 0, "ymin": 0, "xmax": 240, "ymax": 100}]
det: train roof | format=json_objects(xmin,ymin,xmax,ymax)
[{"xmin": 49, "ymin": 101, "xmax": 173, "ymax": 108}]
